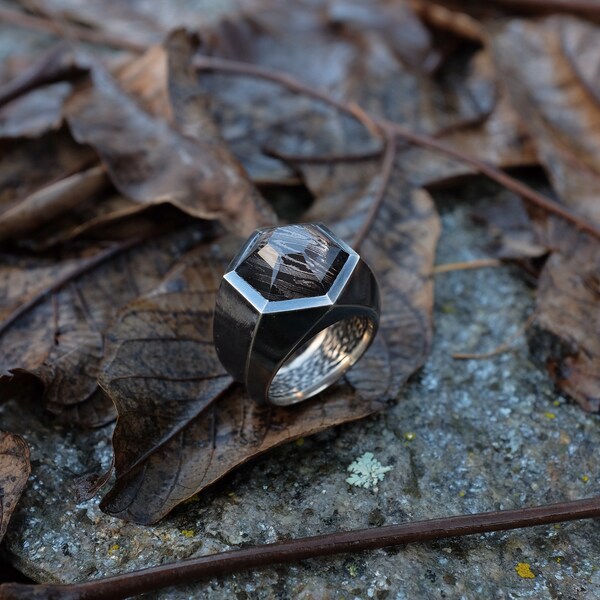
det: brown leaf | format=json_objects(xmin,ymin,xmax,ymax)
[
  {"xmin": 490, "ymin": 16, "xmax": 600, "ymax": 223},
  {"xmin": 98, "ymin": 241, "xmax": 393, "ymax": 524},
  {"xmin": 65, "ymin": 31, "xmax": 275, "ymax": 238},
  {"xmin": 0, "ymin": 82, "xmax": 71, "ymax": 140},
  {"xmin": 303, "ymin": 159, "xmax": 441, "ymax": 396},
  {"xmin": 0, "ymin": 129, "xmax": 96, "ymax": 216},
  {"xmin": 98, "ymin": 145, "xmax": 438, "ymax": 523},
  {"xmin": 411, "ymin": 1, "xmax": 484, "ymax": 43},
  {"xmin": 488, "ymin": 16, "xmax": 600, "ymax": 410},
  {"xmin": 0, "ymin": 226, "xmax": 208, "ymax": 426},
  {"xmin": 0, "ymin": 165, "xmax": 109, "ymax": 243},
  {"xmin": 199, "ymin": 2, "xmax": 499, "ymax": 182},
  {"xmin": 471, "ymin": 192, "xmax": 548, "ymax": 260},
  {"xmin": 325, "ymin": 0, "xmax": 442, "ymax": 72},
  {"xmin": 0, "ymin": 43, "xmax": 88, "ymax": 107},
  {"xmin": 0, "ymin": 431, "xmax": 30, "ymax": 542},
  {"xmin": 528, "ymin": 246, "xmax": 600, "ymax": 413}
]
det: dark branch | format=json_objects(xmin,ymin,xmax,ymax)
[
  {"xmin": 352, "ymin": 134, "xmax": 397, "ymax": 250},
  {"xmin": 2, "ymin": 497, "xmax": 599, "ymax": 599}
]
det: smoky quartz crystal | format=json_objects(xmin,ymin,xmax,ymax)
[{"xmin": 235, "ymin": 224, "xmax": 349, "ymax": 301}]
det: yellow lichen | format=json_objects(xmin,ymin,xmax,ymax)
[
  {"xmin": 296, "ymin": 438, "xmax": 305, "ymax": 446},
  {"xmin": 516, "ymin": 562, "xmax": 535, "ymax": 579},
  {"xmin": 108, "ymin": 544, "xmax": 120, "ymax": 555},
  {"xmin": 582, "ymin": 475, "xmax": 590, "ymax": 483},
  {"xmin": 553, "ymin": 400, "xmax": 560, "ymax": 407},
  {"xmin": 403, "ymin": 432, "xmax": 416, "ymax": 441},
  {"xmin": 181, "ymin": 530, "xmax": 195, "ymax": 538},
  {"xmin": 544, "ymin": 412, "xmax": 556, "ymax": 420},
  {"xmin": 458, "ymin": 490, "xmax": 466, "ymax": 497}
]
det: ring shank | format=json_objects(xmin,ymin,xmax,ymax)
[{"xmin": 268, "ymin": 315, "xmax": 376, "ymax": 405}]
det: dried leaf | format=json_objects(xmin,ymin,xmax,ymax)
[
  {"xmin": 0, "ymin": 43, "xmax": 88, "ymax": 107},
  {"xmin": 65, "ymin": 31, "xmax": 275, "ymax": 238},
  {"xmin": 490, "ymin": 16, "xmax": 600, "ymax": 223},
  {"xmin": 97, "ymin": 141, "xmax": 438, "ymax": 523},
  {"xmin": 0, "ymin": 226, "xmax": 208, "ymax": 426},
  {"xmin": 98, "ymin": 241, "xmax": 394, "ymax": 524},
  {"xmin": 304, "ymin": 160, "xmax": 440, "ymax": 396},
  {"xmin": 325, "ymin": 0, "xmax": 442, "ymax": 72},
  {"xmin": 0, "ymin": 165, "xmax": 108, "ymax": 243},
  {"xmin": 199, "ymin": 2, "xmax": 498, "ymax": 182},
  {"xmin": 0, "ymin": 431, "xmax": 30, "ymax": 542},
  {"xmin": 0, "ymin": 129, "xmax": 96, "ymax": 215},
  {"xmin": 488, "ymin": 16, "xmax": 600, "ymax": 410},
  {"xmin": 528, "ymin": 246, "xmax": 600, "ymax": 413},
  {"xmin": 0, "ymin": 82, "xmax": 71, "ymax": 140}
]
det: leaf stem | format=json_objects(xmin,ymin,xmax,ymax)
[
  {"xmin": 433, "ymin": 258, "xmax": 503, "ymax": 274},
  {"xmin": 2, "ymin": 497, "xmax": 599, "ymax": 599},
  {"xmin": 352, "ymin": 134, "xmax": 397, "ymax": 250},
  {"xmin": 194, "ymin": 56, "xmax": 600, "ymax": 243},
  {"xmin": 262, "ymin": 146, "xmax": 383, "ymax": 164}
]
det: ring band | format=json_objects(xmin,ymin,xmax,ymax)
[{"xmin": 213, "ymin": 223, "xmax": 380, "ymax": 406}]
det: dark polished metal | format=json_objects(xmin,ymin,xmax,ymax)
[{"xmin": 213, "ymin": 223, "xmax": 380, "ymax": 406}]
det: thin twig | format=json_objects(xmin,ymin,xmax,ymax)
[
  {"xmin": 353, "ymin": 134, "xmax": 397, "ymax": 250},
  {"xmin": 0, "ymin": 238, "xmax": 142, "ymax": 337},
  {"xmin": 2, "ymin": 497, "xmax": 599, "ymax": 600},
  {"xmin": 0, "ymin": 7, "xmax": 145, "ymax": 53},
  {"xmin": 433, "ymin": 258, "xmax": 503, "ymax": 274},
  {"xmin": 262, "ymin": 145, "xmax": 383, "ymax": 164},
  {"xmin": 193, "ymin": 56, "xmax": 600, "ymax": 243},
  {"xmin": 452, "ymin": 311, "xmax": 538, "ymax": 360}
]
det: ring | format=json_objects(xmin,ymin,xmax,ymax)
[{"xmin": 213, "ymin": 223, "xmax": 380, "ymax": 406}]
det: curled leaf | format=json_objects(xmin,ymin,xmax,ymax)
[
  {"xmin": 0, "ymin": 431, "xmax": 30, "ymax": 542},
  {"xmin": 528, "ymin": 246, "xmax": 600, "ymax": 413},
  {"xmin": 490, "ymin": 16, "xmax": 600, "ymax": 410},
  {"xmin": 65, "ymin": 31, "xmax": 275, "ymax": 238}
]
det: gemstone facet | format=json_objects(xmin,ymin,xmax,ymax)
[{"xmin": 235, "ymin": 224, "xmax": 349, "ymax": 301}]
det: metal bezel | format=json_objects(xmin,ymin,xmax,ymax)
[{"xmin": 224, "ymin": 223, "xmax": 359, "ymax": 315}]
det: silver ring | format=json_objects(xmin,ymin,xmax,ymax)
[{"xmin": 213, "ymin": 223, "xmax": 380, "ymax": 406}]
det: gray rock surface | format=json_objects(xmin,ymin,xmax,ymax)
[{"xmin": 3, "ymin": 179, "xmax": 600, "ymax": 599}]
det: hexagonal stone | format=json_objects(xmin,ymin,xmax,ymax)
[{"xmin": 235, "ymin": 224, "xmax": 349, "ymax": 301}]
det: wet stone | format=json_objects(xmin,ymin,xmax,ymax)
[{"xmin": 236, "ymin": 224, "xmax": 349, "ymax": 301}]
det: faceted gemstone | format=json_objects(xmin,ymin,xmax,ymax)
[{"xmin": 236, "ymin": 224, "xmax": 349, "ymax": 301}]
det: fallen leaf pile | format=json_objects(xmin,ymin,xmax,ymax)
[{"xmin": 0, "ymin": 0, "xmax": 599, "ymax": 527}]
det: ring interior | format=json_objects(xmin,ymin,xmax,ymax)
[{"xmin": 267, "ymin": 315, "xmax": 375, "ymax": 406}]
